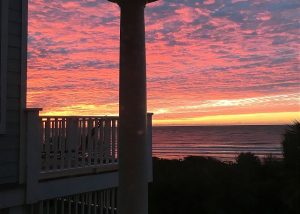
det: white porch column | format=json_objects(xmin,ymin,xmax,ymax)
[{"xmin": 107, "ymin": 1, "xmax": 157, "ymax": 214}]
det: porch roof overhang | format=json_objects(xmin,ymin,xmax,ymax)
[{"xmin": 108, "ymin": 0, "xmax": 158, "ymax": 5}]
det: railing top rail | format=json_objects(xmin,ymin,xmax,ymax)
[
  {"xmin": 40, "ymin": 115, "xmax": 120, "ymax": 119},
  {"xmin": 40, "ymin": 113, "xmax": 153, "ymax": 119}
]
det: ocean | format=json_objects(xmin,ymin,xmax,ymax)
[{"xmin": 152, "ymin": 125, "xmax": 287, "ymax": 161}]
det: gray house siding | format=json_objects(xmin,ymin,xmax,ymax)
[{"xmin": 0, "ymin": 0, "xmax": 25, "ymax": 185}]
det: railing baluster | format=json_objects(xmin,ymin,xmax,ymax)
[
  {"xmin": 116, "ymin": 119, "xmax": 119, "ymax": 163},
  {"xmin": 87, "ymin": 118, "xmax": 92, "ymax": 166},
  {"xmin": 93, "ymin": 119, "xmax": 99, "ymax": 166},
  {"xmin": 46, "ymin": 200, "xmax": 50, "ymax": 214},
  {"xmin": 106, "ymin": 189, "xmax": 109, "ymax": 214},
  {"xmin": 104, "ymin": 119, "xmax": 111, "ymax": 164},
  {"xmin": 66, "ymin": 118, "xmax": 75, "ymax": 169},
  {"xmin": 42, "ymin": 120, "xmax": 46, "ymax": 161},
  {"xmin": 99, "ymin": 119, "xmax": 104, "ymax": 165},
  {"xmin": 77, "ymin": 119, "xmax": 81, "ymax": 167},
  {"xmin": 75, "ymin": 194, "xmax": 79, "ymax": 214},
  {"xmin": 61, "ymin": 197, "xmax": 64, "ymax": 214},
  {"xmin": 39, "ymin": 201, "xmax": 44, "ymax": 214},
  {"xmin": 81, "ymin": 194, "xmax": 85, "ymax": 214},
  {"xmin": 45, "ymin": 118, "xmax": 51, "ymax": 172},
  {"xmin": 78, "ymin": 119, "xmax": 82, "ymax": 167},
  {"xmin": 83, "ymin": 118, "xmax": 87, "ymax": 166},
  {"xmin": 94, "ymin": 119, "xmax": 98, "ymax": 165},
  {"xmin": 50, "ymin": 120, "xmax": 55, "ymax": 170},
  {"xmin": 68, "ymin": 196, "xmax": 71, "ymax": 214},
  {"xmin": 93, "ymin": 191, "xmax": 97, "ymax": 214},
  {"xmin": 66, "ymin": 118, "xmax": 70, "ymax": 169},
  {"xmin": 111, "ymin": 188, "xmax": 115, "ymax": 214},
  {"xmin": 74, "ymin": 118, "xmax": 80, "ymax": 168},
  {"xmin": 87, "ymin": 192, "xmax": 92, "ymax": 214},
  {"xmin": 100, "ymin": 191, "xmax": 103, "ymax": 214},
  {"xmin": 53, "ymin": 118, "xmax": 59, "ymax": 171},
  {"xmin": 60, "ymin": 118, "xmax": 66, "ymax": 169},
  {"xmin": 112, "ymin": 119, "xmax": 116, "ymax": 164},
  {"xmin": 54, "ymin": 199, "xmax": 57, "ymax": 214}
]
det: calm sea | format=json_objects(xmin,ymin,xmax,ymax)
[{"xmin": 152, "ymin": 125, "xmax": 287, "ymax": 161}]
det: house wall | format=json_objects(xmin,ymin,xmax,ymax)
[{"xmin": 0, "ymin": 0, "xmax": 27, "ymax": 185}]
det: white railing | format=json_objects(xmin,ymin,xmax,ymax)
[
  {"xmin": 40, "ymin": 116, "xmax": 119, "ymax": 176},
  {"xmin": 30, "ymin": 188, "xmax": 118, "ymax": 214},
  {"xmin": 25, "ymin": 110, "xmax": 153, "ymax": 203}
]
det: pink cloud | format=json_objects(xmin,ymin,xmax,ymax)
[
  {"xmin": 27, "ymin": 0, "xmax": 300, "ymax": 124},
  {"xmin": 204, "ymin": 0, "xmax": 215, "ymax": 5}
]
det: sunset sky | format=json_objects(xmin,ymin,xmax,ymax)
[{"xmin": 27, "ymin": 0, "xmax": 300, "ymax": 125}]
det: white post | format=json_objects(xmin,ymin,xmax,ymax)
[
  {"xmin": 147, "ymin": 113, "xmax": 153, "ymax": 182},
  {"xmin": 26, "ymin": 108, "xmax": 42, "ymax": 204}
]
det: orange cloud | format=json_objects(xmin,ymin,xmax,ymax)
[{"xmin": 27, "ymin": 0, "xmax": 300, "ymax": 125}]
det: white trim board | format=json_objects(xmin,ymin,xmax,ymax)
[{"xmin": 0, "ymin": 0, "xmax": 8, "ymax": 134}]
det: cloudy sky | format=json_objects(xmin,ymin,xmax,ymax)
[{"xmin": 27, "ymin": 0, "xmax": 300, "ymax": 125}]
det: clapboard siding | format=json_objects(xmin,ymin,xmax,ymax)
[
  {"xmin": 0, "ymin": 177, "xmax": 16, "ymax": 185},
  {"xmin": 6, "ymin": 109, "xmax": 20, "ymax": 124},
  {"xmin": 0, "ymin": 135, "xmax": 19, "ymax": 149},
  {"xmin": 1, "ymin": 127, "xmax": 19, "ymax": 137},
  {"xmin": 6, "ymin": 98, "xmax": 20, "ymax": 111},
  {"xmin": 8, "ymin": 9, "xmax": 21, "ymax": 23},
  {"xmin": 4, "ymin": 124, "xmax": 19, "ymax": 137},
  {"xmin": 8, "ymin": 35, "xmax": 21, "ymax": 48},
  {"xmin": 8, "ymin": 46, "xmax": 21, "ymax": 60},
  {"xmin": 0, "ymin": 150, "xmax": 18, "ymax": 162},
  {"xmin": 8, "ymin": 22, "xmax": 21, "ymax": 36},
  {"xmin": 7, "ymin": 72, "xmax": 21, "ymax": 85},
  {"xmin": 6, "ymin": 84, "xmax": 20, "ymax": 99},
  {"xmin": 9, "ymin": 0, "xmax": 22, "ymax": 11},
  {"xmin": 7, "ymin": 59, "xmax": 21, "ymax": 72},
  {"xmin": 0, "ymin": 162, "xmax": 18, "ymax": 178},
  {"xmin": 0, "ymin": 0, "xmax": 24, "ymax": 185}
]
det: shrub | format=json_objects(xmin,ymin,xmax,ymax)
[{"xmin": 281, "ymin": 121, "xmax": 300, "ymax": 171}]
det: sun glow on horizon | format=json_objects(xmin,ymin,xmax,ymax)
[{"xmin": 153, "ymin": 112, "xmax": 300, "ymax": 126}]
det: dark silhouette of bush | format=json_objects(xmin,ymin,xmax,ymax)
[
  {"xmin": 280, "ymin": 121, "xmax": 300, "ymax": 213},
  {"xmin": 236, "ymin": 152, "xmax": 261, "ymax": 166},
  {"xmin": 149, "ymin": 153, "xmax": 299, "ymax": 214},
  {"xmin": 281, "ymin": 121, "xmax": 300, "ymax": 172},
  {"xmin": 235, "ymin": 152, "xmax": 261, "ymax": 180}
]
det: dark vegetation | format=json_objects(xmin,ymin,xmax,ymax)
[{"xmin": 149, "ymin": 122, "xmax": 300, "ymax": 214}]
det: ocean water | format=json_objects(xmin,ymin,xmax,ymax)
[{"xmin": 152, "ymin": 125, "xmax": 287, "ymax": 161}]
